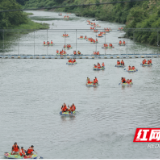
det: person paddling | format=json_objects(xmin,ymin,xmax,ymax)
[
  {"xmin": 11, "ymin": 142, "xmax": 20, "ymax": 155},
  {"xmin": 26, "ymin": 145, "xmax": 37, "ymax": 155}
]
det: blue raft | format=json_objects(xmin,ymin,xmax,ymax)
[
  {"xmin": 119, "ymin": 82, "xmax": 133, "ymax": 86},
  {"xmin": 66, "ymin": 62, "xmax": 77, "ymax": 65},
  {"xmin": 115, "ymin": 64, "xmax": 125, "ymax": 68},
  {"xmin": 60, "ymin": 111, "xmax": 76, "ymax": 116},
  {"xmin": 124, "ymin": 68, "xmax": 138, "ymax": 72},
  {"xmin": 86, "ymin": 83, "xmax": 98, "ymax": 87},
  {"xmin": 140, "ymin": 63, "xmax": 152, "ymax": 66},
  {"xmin": 93, "ymin": 67, "xmax": 105, "ymax": 70},
  {"xmin": 4, "ymin": 152, "xmax": 38, "ymax": 159}
]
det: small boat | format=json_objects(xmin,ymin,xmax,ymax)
[
  {"xmin": 56, "ymin": 53, "xmax": 67, "ymax": 56},
  {"xmin": 66, "ymin": 62, "xmax": 77, "ymax": 65},
  {"xmin": 4, "ymin": 152, "xmax": 38, "ymax": 159},
  {"xmin": 78, "ymin": 38, "xmax": 84, "ymax": 40},
  {"xmin": 62, "ymin": 36, "xmax": 69, "ymax": 38},
  {"xmin": 119, "ymin": 82, "xmax": 133, "ymax": 86},
  {"xmin": 102, "ymin": 46, "xmax": 114, "ymax": 49},
  {"xmin": 119, "ymin": 44, "xmax": 126, "ymax": 46},
  {"xmin": 63, "ymin": 47, "xmax": 72, "ymax": 49},
  {"xmin": 86, "ymin": 83, "xmax": 98, "ymax": 87},
  {"xmin": 60, "ymin": 111, "xmax": 76, "ymax": 116},
  {"xmin": 93, "ymin": 67, "xmax": 105, "ymax": 70},
  {"xmin": 140, "ymin": 63, "xmax": 152, "ymax": 66},
  {"xmin": 96, "ymin": 35, "xmax": 103, "ymax": 37},
  {"xmin": 115, "ymin": 64, "xmax": 125, "ymax": 68},
  {"xmin": 43, "ymin": 44, "xmax": 53, "ymax": 46},
  {"xmin": 124, "ymin": 68, "xmax": 138, "ymax": 72}
]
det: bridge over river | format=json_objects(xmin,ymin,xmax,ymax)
[{"xmin": 0, "ymin": 53, "xmax": 160, "ymax": 59}]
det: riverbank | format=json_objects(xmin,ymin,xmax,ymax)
[
  {"xmin": 25, "ymin": 0, "xmax": 160, "ymax": 46},
  {"xmin": 9, "ymin": 12, "xmax": 49, "ymax": 31}
]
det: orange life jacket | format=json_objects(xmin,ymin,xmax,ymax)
[
  {"xmin": 102, "ymin": 63, "xmax": 104, "ymax": 67},
  {"xmin": 71, "ymin": 105, "xmax": 76, "ymax": 111},
  {"xmin": 12, "ymin": 145, "xmax": 19, "ymax": 152},
  {"xmin": 20, "ymin": 149, "xmax": 25, "ymax": 156},
  {"xmin": 27, "ymin": 148, "xmax": 33, "ymax": 154},
  {"xmin": 62, "ymin": 106, "xmax": 67, "ymax": 112}
]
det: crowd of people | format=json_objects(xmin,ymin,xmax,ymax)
[
  {"xmin": 61, "ymin": 103, "xmax": 76, "ymax": 112},
  {"xmin": 121, "ymin": 77, "xmax": 132, "ymax": 84},
  {"xmin": 11, "ymin": 142, "xmax": 37, "ymax": 157},
  {"xmin": 56, "ymin": 49, "xmax": 67, "ymax": 55},
  {"xmin": 68, "ymin": 59, "xmax": 76, "ymax": 63},
  {"xmin": 94, "ymin": 62, "xmax": 105, "ymax": 69},
  {"xmin": 142, "ymin": 59, "xmax": 152, "ymax": 64},
  {"xmin": 43, "ymin": 41, "xmax": 53, "ymax": 45},
  {"xmin": 119, "ymin": 40, "xmax": 126, "ymax": 45},
  {"xmin": 87, "ymin": 77, "xmax": 98, "ymax": 84},
  {"xmin": 117, "ymin": 60, "xmax": 125, "ymax": 65}
]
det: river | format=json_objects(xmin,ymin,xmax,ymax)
[{"xmin": 0, "ymin": 11, "xmax": 160, "ymax": 159}]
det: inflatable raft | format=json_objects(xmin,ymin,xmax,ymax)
[
  {"xmin": 4, "ymin": 152, "xmax": 38, "ymax": 159},
  {"xmin": 60, "ymin": 111, "xmax": 76, "ymax": 116},
  {"xmin": 140, "ymin": 63, "xmax": 152, "ymax": 66},
  {"xmin": 66, "ymin": 62, "xmax": 77, "ymax": 65},
  {"xmin": 102, "ymin": 46, "xmax": 114, "ymax": 49},
  {"xmin": 78, "ymin": 38, "xmax": 84, "ymax": 40},
  {"xmin": 62, "ymin": 36, "xmax": 69, "ymax": 38},
  {"xmin": 93, "ymin": 67, "xmax": 105, "ymax": 70},
  {"xmin": 124, "ymin": 69, "xmax": 138, "ymax": 72},
  {"xmin": 56, "ymin": 53, "xmax": 67, "ymax": 56},
  {"xmin": 115, "ymin": 64, "xmax": 125, "ymax": 68},
  {"xmin": 43, "ymin": 44, "xmax": 53, "ymax": 46},
  {"xmin": 63, "ymin": 47, "xmax": 72, "ymax": 49},
  {"xmin": 86, "ymin": 83, "xmax": 98, "ymax": 87},
  {"xmin": 119, "ymin": 44, "xmax": 125, "ymax": 46},
  {"xmin": 119, "ymin": 82, "xmax": 133, "ymax": 86},
  {"xmin": 96, "ymin": 35, "xmax": 103, "ymax": 37}
]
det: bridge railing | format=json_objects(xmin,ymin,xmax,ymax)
[{"xmin": 0, "ymin": 29, "xmax": 159, "ymax": 55}]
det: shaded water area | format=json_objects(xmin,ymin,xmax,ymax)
[{"xmin": 0, "ymin": 11, "xmax": 160, "ymax": 158}]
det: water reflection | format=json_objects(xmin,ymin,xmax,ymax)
[{"xmin": 61, "ymin": 115, "xmax": 75, "ymax": 121}]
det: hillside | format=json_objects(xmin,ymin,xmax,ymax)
[
  {"xmin": 25, "ymin": 0, "xmax": 160, "ymax": 46},
  {"xmin": 0, "ymin": 0, "xmax": 48, "ymax": 40}
]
